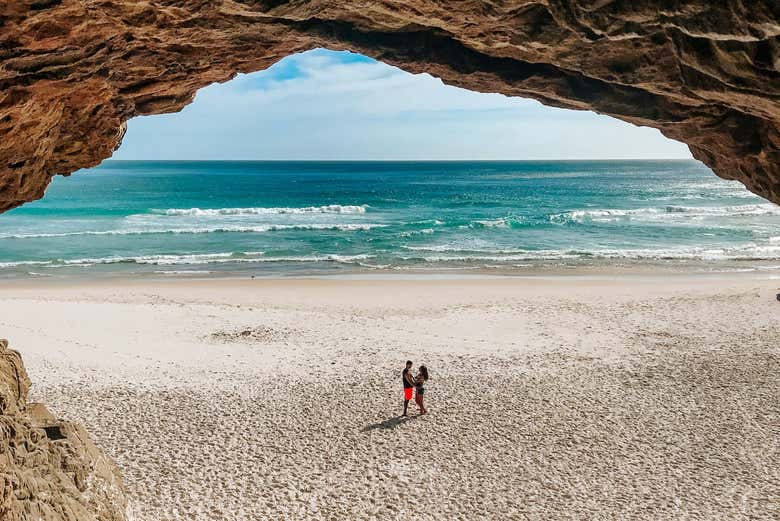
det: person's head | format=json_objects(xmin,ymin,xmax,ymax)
[
  {"xmin": 405, "ymin": 360, "xmax": 413, "ymax": 369},
  {"xmin": 418, "ymin": 365, "xmax": 429, "ymax": 381}
]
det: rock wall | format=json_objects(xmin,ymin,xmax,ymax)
[
  {"xmin": 0, "ymin": 339, "xmax": 127, "ymax": 521},
  {"xmin": 0, "ymin": 1, "xmax": 778, "ymax": 211}
]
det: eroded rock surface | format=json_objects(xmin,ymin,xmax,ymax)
[
  {"xmin": 0, "ymin": 339, "xmax": 127, "ymax": 521},
  {"xmin": 0, "ymin": 1, "xmax": 778, "ymax": 209}
]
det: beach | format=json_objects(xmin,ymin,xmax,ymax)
[{"xmin": 1, "ymin": 274, "xmax": 777, "ymax": 519}]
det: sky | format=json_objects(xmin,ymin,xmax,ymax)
[{"xmin": 113, "ymin": 49, "xmax": 692, "ymax": 161}]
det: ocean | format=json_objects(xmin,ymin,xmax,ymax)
[{"xmin": 1, "ymin": 160, "xmax": 779, "ymax": 279}]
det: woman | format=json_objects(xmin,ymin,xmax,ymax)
[{"xmin": 414, "ymin": 365, "xmax": 429, "ymax": 415}]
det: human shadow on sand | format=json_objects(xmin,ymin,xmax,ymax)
[{"xmin": 362, "ymin": 415, "xmax": 413, "ymax": 431}]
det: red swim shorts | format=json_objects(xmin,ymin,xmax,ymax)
[{"xmin": 404, "ymin": 387, "xmax": 413, "ymax": 400}]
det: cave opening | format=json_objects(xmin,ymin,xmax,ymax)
[{"xmin": 1, "ymin": 49, "xmax": 775, "ymax": 280}]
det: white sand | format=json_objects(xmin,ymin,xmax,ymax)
[{"xmin": 1, "ymin": 275, "xmax": 778, "ymax": 519}]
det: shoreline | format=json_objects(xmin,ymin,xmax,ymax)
[{"xmin": 3, "ymin": 260, "xmax": 780, "ymax": 288}]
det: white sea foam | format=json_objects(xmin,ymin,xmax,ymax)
[
  {"xmin": 550, "ymin": 203, "xmax": 780, "ymax": 224},
  {"xmin": 400, "ymin": 228, "xmax": 435, "ymax": 237},
  {"xmin": 151, "ymin": 205, "xmax": 368, "ymax": 216},
  {"xmin": 467, "ymin": 216, "xmax": 526, "ymax": 229},
  {"xmin": 402, "ymin": 252, "xmax": 580, "ymax": 263},
  {"xmin": 399, "ymin": 243, "xmax": 780, "ymax": 263},
  {"xmin": 471, "ymin": 218, "xmax": 510, "ymax": 228},
  {"xmin": 4, "ymin": 243, "xmax": 780, "ymax": 271},
  {"xmin": 69, "ymin": 253, "xmax": 248, "ymax": 266},
  {"xmin": 153, "ymin": 270, "xmax": 214, "ymax": 275},
  {"xmin": 1, "ymin": 253, "xmax": 255, "ymax": 268},
  {"xmin": 408, "ymin": 219, "xmax": 445, "ymax": 226},
  {"xmin": 0, "ymin": 252, "xmax": 374, "ymax": 269},
  {"xmin": 664, "ymin": 204, "xmax": 780, "ymax": 215},
  {"xmin": 402, "ymin": 245, "xmax": 527, "ymax": 254},
  {"xmin": 647, "ymin": 191, "xmax": 759, "ymax": 201},
  {"xmin": 0, "ymin": 260, "xmax": 52, "ymax": 268},
  {"xmin": 0, "ymin": 223, "xmax": 386, "ymax": 239}
]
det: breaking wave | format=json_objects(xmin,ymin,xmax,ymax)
[
  {"xmin": 150, "ymin": 204, "xmax": 368, "ymax": 216},
  {"xmin": 550, "ymin": 203, "xmax": 780, "ymax": 224},
  {"xmin": 0, "ymin": 252, "xmax": 374, "ymax": 268},
  {"xmin": 399, "ymin": 243, "xmax": 780, "ymax": 262},
  {"xmin": 4, "ymin": 245, "xmax": 780, "ymax": 272},
  {"xmin": 0, "ymin": 223, "xmax": 386, "ymax": 239}
]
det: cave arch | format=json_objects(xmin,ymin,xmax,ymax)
[{"xmin": 1, "ymin": 1, "xmax": 778, "ymax": 211}]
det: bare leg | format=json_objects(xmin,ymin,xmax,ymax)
[{"xmin": 403, "ymin": 399, "xmax": 409, "ymax": 416}]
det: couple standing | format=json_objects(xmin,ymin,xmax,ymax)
[{"xmin": 402, "ymin": 361, "xmax": 429, "ymax": 417}]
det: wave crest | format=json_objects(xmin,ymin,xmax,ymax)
[
  {"xmin": 0, "ymin": 252, "xmax": 374, "ymax": 268},
  {"xmin": 151, "ymin": 204, "xmax": 368, "ymax": 216},
  {"xmin": 550, "ymin": 203, "xmax": 780, "ymax": 223},
  {"xmin": 399, "ymin": 243, "xmax": 780, "ymax": 262},
  {"xmin": 1, "ymin": 223, "xmax": 386, "ymax": 239}
]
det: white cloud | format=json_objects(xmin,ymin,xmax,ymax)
[{"xmin": 197, "ymin": 52, "xmax": 529, "ymax": 116}]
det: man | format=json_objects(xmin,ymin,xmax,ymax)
[{"xmin": 402, "ymin": 360, "xmax": 414, "ymax": 417}]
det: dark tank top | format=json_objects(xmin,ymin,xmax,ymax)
[{"xmin": 402, "ymin": 368, "xmax": 413, "ymax": 388}]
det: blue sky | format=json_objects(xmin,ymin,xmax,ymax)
[{"xmin": 113, "ymin": 49, "xmax": 692, "ymax": 160}]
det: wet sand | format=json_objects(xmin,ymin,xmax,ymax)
[{"xmin": 1, "ymin": 276, "xmax": 778, "ymax": 519}]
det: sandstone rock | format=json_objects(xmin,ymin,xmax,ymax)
[
  {"xmin": 0, "ymin": 339, "xmax": 127, "ymax": 521},
  {"xmin": 0, "ymin": 1, "xmax": 778, "ymax": 210}
]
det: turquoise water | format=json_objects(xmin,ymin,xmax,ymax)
[{"xmin": 1, "ymin": 160, "xmax": 779, "ymax": 278}]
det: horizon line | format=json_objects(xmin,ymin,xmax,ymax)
[{"xmin": 103, "ymin": 158, "xmax": 699, "ymax": 163}]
